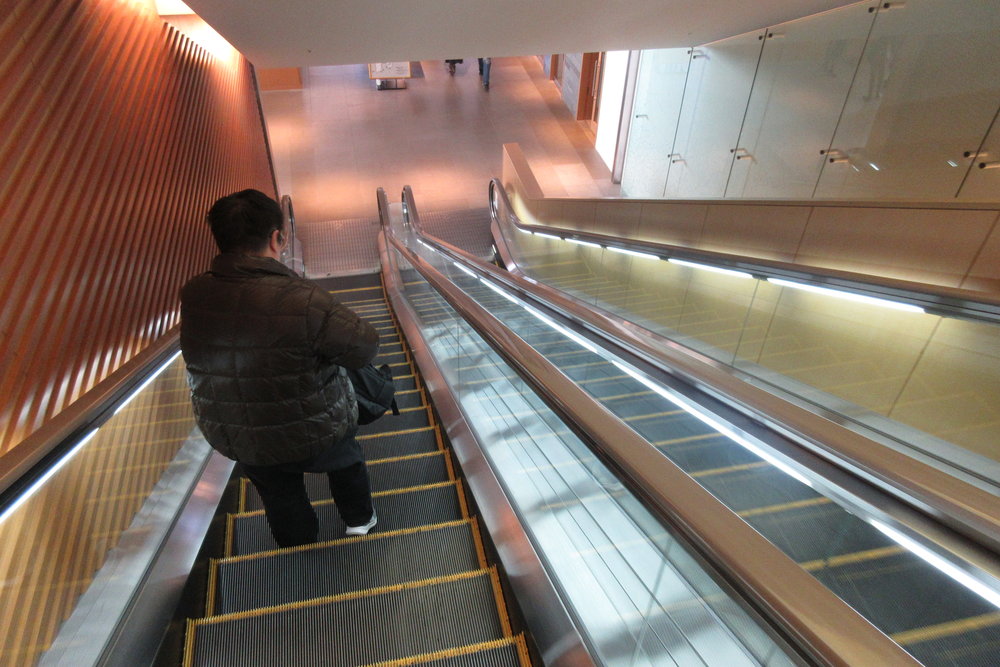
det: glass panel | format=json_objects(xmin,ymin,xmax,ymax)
[
  {"xmin": 814, "ymin": 0, "xmax": 1000, "ymax": 200},
  {"xmin": 499, "ymin": 224, "xmax": 1000, "ymax": 489},
  {"xmin": 0, "ymin": 354, "xmax": 209, "ymax": 665},
  {"xmin": 390, "ymin": 244, "xmax": 796, "ymax": 665},
  {"xmin": 664, "ymin": 30, "xmax": 764, "ymax": 198},
  {"xmin": 725, "ymin": 2, "xmax": 877, "ymax": 198},
  {"xmin": 621, "ymin": 48, "xmax": 690, "ymax": 198}
]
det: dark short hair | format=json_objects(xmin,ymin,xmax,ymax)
[{"xmin": 205, "ymin": 189, "xmax": 282, "ymax": 253}]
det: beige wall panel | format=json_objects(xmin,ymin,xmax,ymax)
[
  {"xmin": 749, "ymin": 289, "xmax": 938, "ymax": 413},
  {"xmin": 700, "ymin": 205, "xmax": 811, "ymax": 260},
  {"xmin": 796, "ymin": 207, "xmax": 996, "ymax": 286},
  {"xmin": 637, "ymin": 202, "xmax": 708, "ymax": 246},
  {"xmin": 594, "ymin": 200, "xmax": 642, "ymax": 238},
  {"xmin": 890, "ymin": 318, "xmax": 1000, "ymax": 459},
  {"xmin": 961, "ymin": 213, "xmax": 1000, "ymax": 294}
]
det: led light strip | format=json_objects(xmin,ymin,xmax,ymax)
[
  {"xmin": 769, "ymin": 278, "xmax": 924, "ymax": 313},
  {"xmin": 1, "ymin": 351, "xmax": 183, "ymax": 525},
  {"xmin": 614, "ymin": 362, "xmax": 813, "ymax": 488},
  {"xmin": 872, "ymin": 520, "xmax": 1000, "ymax": 609},
  {"xmin": 668, "ymin": 258, "xmax": 753, "ymax": 279}
]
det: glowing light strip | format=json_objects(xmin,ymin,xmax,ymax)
[
  {"xmin": 453, "ymin": 262, "xmax": 478, "ymax": 278},
  {"xmin": 614, "ymin": 362, "xmax": 813, "ymax": 487},
  {"xmin": 873, "ymin": 521, "xmax": 1000, "ymax": 609},
  {"xmin": 567, "ymin": 238, "xmax": 601, "ymax": 248},
  {"xmin": 114, "ymin": 351, "xmax": 182, "ymax": 415},
  {"xmin": 522, "ymin": 303, "xmax": 599, "ymax": 353},
  {"xmin": 535, "ymin": 232, "xmax": 561, "ymax": 240},
  {"xmin": 610, "ymin": 247, "xmax": 660, "ymax": 260},
  {"xmin": 769, "ymin": 278, "xmax": 924, "ymax": 313},
  {"xmin": 0, "ymin": 430, "xmax": 98, "ymax": 525},
  {"xmin": 668, "ymin": 258, "xmax": 753, "ymax": 279}
]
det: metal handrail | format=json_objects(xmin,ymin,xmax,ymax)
[
  {"xmin": 488, "ymin": 179, "xmax": 1000, "ymax": 324},
  {"xmin": 379, "ymin": 187, "xmax": 918, "ymax": 666},
  {"xmin": 0, "ymin": 332, "xmax": 181, "ymax": 502},
  {"xmin": 485, "ymin": 178, "xmax": 1000, "ymax": 552},
  {"xmin": 280, "ymin": 194, "xmax": 302, "ymax": 276}
]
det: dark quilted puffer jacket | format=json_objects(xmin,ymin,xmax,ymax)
[{"xmin": 180, "ymin": 254, "xmax": 379, "ymax": 466}]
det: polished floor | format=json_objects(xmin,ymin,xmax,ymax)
[{"xmin": 260, "ymin": 56, "xmax": 619, "ymax": 223}]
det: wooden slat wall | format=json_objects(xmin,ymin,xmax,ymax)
[{"xmin": 0, "ymin": 0, "xmax": 274, "ymax": 456}]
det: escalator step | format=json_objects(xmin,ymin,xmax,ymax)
[
  {"xmin": 213, "ymin": 520, "xmax": 482, "ymax": 614},
  {"xmin": 392, "ymin": 373, "xmax": 418, "ymax": 392},
  {"xmin": 654, "ymin": 434, "xmax": 759, "ymax": 473},
  {"xmin": 696, "ymin": 465, "xmax": 820, "ymax": 513},
  {"xmin": 812, "ymin": 551, "xmax": 997, "ymax": 635},
  {"xmin": 186, "ymin": 570, "xmax": 509, "ymax": 667},
  {"xmin": 743, "ymin": 499, "xmax": 892, "ymax": 563},
  {"xmin": 240, "ymin": 452, "xmax": 452, "ymax": 511},
  {"xmin": 358, "ymin": 406, "xmax": 430, "ymax": 435},
  {"xmin": 395, "ymin": 387, "xmax": 426, "ymax": 410},
  {"xmin": 361, "ymin": 426, "xmax": 442, "ymax": 459},
  {"xmin": 229, "ymin": 483, "xmax": 465, "ymax": 556}
]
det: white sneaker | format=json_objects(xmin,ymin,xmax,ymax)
[{"xmin": 345, "ymin": 513, "xmax": 377, "ymax": 536}]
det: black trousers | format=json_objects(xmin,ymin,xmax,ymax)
[{"xmin": 241, "ymin": 432, "xmax": 373, "ymax": 548}]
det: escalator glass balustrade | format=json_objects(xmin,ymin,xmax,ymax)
[
  {"xmin": 498, "ymin": 219, "xmax": 1000, "ymax": 497},
  {"xmin": 394, "ymin": 218, "xmax": 1000, "ymax": 666}
]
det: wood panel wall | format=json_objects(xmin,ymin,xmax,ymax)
[{"xmin": 0, "ymin": 0, "xmax": 274, "ymax": 456}]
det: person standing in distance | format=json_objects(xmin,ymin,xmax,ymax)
[{"xmin": 180, "ymin": 189, "xmax": 380, "ymax": 547}]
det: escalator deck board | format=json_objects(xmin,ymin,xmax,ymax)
[
  {"xmin": 214, "ymin": 521, "xmax": 482, "ymax": 614},
  {"xmin": 188, "ymin": 571, "xmax": 508, "ymax": 667},
  {"xmin": 229, "ymin": 483, "xmax": 464, "ymax": 556}
]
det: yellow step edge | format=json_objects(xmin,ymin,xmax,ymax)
[
  {"xmin": 799, "ymin": 545, "xmax": 906, "ymax": 572},
  {"xmin": 213, "ymin": 519, "xmax": 473, "ymax": 567},
  {"xmin": 655, "ymin": 432, "xmax": 720, "ymax": 447},
  {"xmin": 469, "ymin": 516, "xmax": 488, "ymax": 570},
  {"xmin": 235, "ymin": 451, "xmax": 448, "ymax": 512},
  {"xmin": 229, "ymin": 480, "xmax": 460, "ymax": 519},
  {"xmin": 357, "ymin": 425, "xmax": 435, "ymax": 441},
  {"xmin": 205, "ymin": 557, "xmax": 220, "ymax": 616},
  {"xmin": 737, "ymin": 496, "xmax": 831, "ymax": 519},
  {"xmin": 360, "ymin": 635, "xmax": 530, "ymax": 667},
  {"xmin": 691, "ymin": 460, "xmax": 769, "ymax": 478},
  {"xmin": 893, "ymin": 610, "xmax": 1000, "ymax": 646},
  {"xmin": 190, "ymin": 568, "xmax": 493, "ymax": 628},
  {"xmin": 368, "ymin": 450, "xmax": 447, "ymax": 466},
  {"xmin": 328, "ymin": 286, "xmax": 384, "ymax": 296}
]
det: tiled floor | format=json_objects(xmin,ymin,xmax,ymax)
[{"xmin": 261, "ymin": 56, "xmax": 620, "ymax": 224}]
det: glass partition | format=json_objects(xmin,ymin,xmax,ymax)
[
  {"xmin": 0, "ymin": 353, "xmax": 211, "ymax": 666},
  {"xmin": 502, "ymin": 226, "xmax": 1000, "ymax": 492}
]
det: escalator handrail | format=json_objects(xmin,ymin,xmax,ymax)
[
  {"xmin": 488, "ymin": 179, "xmax": 1000, "ymax": 324},
  {"xmin": 487, "ymin": 178, "xmax": 1000, "ymax": 553},
  {"xmin": 280, "ymin": 194, "xmax": 302, "ymax": 276},
  {"xmin": 380, "ymin": 188, "xmax": 919, "ymax": 667},
  {"xmin": 0, "ymin": 332, "xmax": 181, "ymax": 502}
]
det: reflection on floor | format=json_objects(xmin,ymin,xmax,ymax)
[{"xmin": 260, "ymin": 56, "xmax": 619, "ymax": 224}]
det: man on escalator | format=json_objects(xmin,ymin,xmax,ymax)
[{"xmin": 179, "ymin": 189, "xmax": 381, "ymax": 547}]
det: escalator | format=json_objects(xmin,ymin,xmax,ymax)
[
  {"xmin": 433, "ymin": 259, "xmax": 1000, "ymax": 665},
  {"xmin": 6, "ymin": 187, "xmax": 998, "ymax": 666},
  {"xmin": 182, "ymin": 274, "xmax": 531, "ymax": 666},
  {"xmin": 390, "ymin": 186, "xmax": 1000, "ymax": 665}
]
